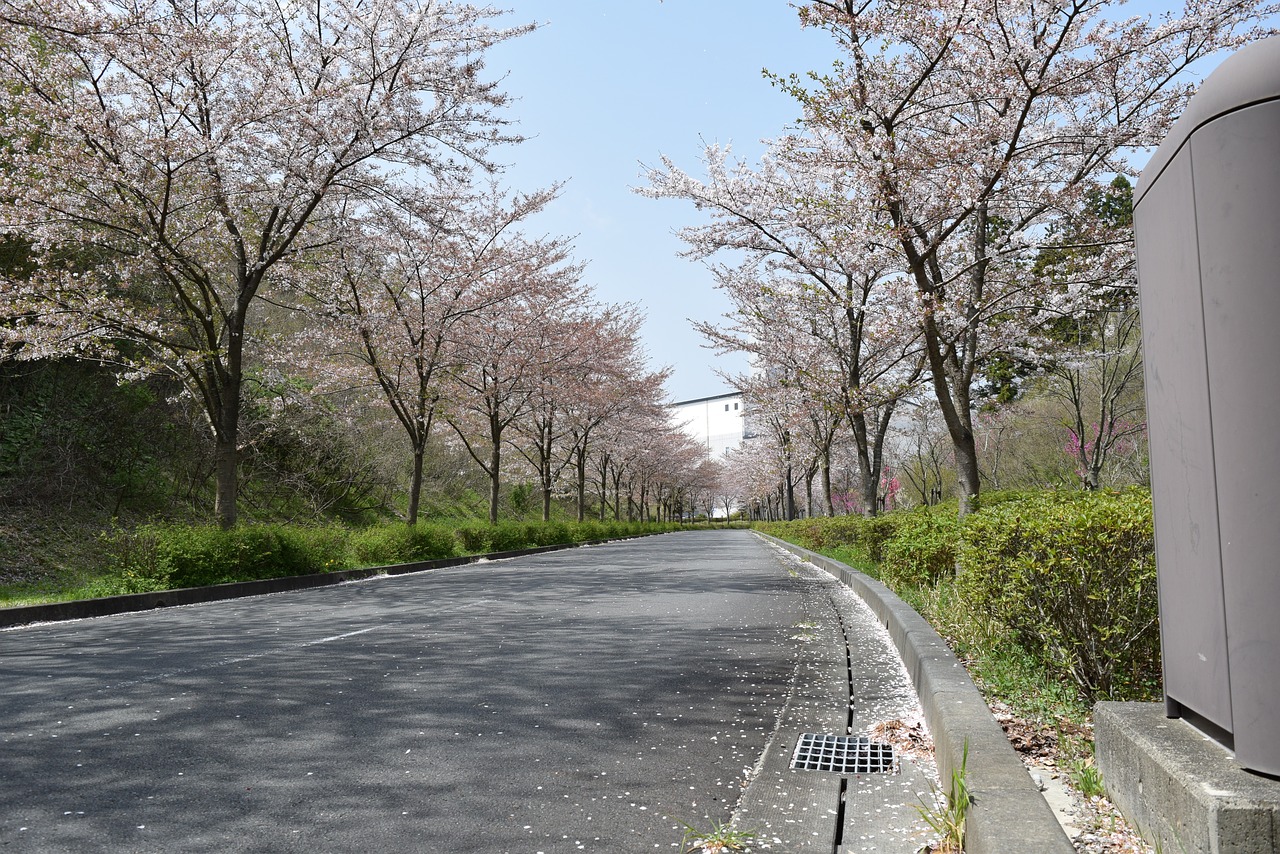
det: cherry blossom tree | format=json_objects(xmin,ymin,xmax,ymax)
[
  {"xmin": 0, "ymin": 0, "xmax": 529, "ymax": 527},
  {"xmin": 646, "ymin": 431, "xmax": 711, "ymax": 523},
  {"xmin": 441, "ymin": 254, "xmax": 588, "ymax": 525},
  {"xmin": 509, "ymin": 301, "xmax": 637, "ymax": 522},
  {"xmin": 711, "ymin": 459, "xmax": 744, "ymax": 522},
  {"xmin": 642, "ymin": 143, "xmax": 923, "ymax": 517},
  {"xmin": 606, "ymin": 413, "xmax": 709, "ymax": 523},
  {"xmin": 789, "ymin": 0, "xmax": 1275, "ymax": 514},
  {"xmin": 307, "ymin": 182, "xmax": 560, "ymax": 525},
  {"xmin": 560, "ymin": 309, "xmax": 670, "ymax": 522},
  {"xmin": 728, "ymin": 433, "xmax": 796, "ymax": 522},
  {"xmin": 589, "ymin": 407, "xmax": 669, "ymax": 522}
]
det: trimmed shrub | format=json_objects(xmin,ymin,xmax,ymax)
[
  {"xmin": 488, "ymin": 522, "xmax": 534, "ymax": 552},
  {"xmin": 102, "ymin": 524, "xmax": 354, "ymax": 591},
  {"xmin": 970, "ymin": 489, "xmax": 1041, "ymax": 511},
  {"xmin": 754, "ymin": 515, "xmax": 872, "ymax": 551},
  {"xmin": 600, "ymin": 520, "xmax": 630, "ymax": 539},
  {"xmin": 879, "ymin": 510, "xmax": 962, "ymax": 588},
  {"xmin": 453, "ymin": 524, "xmax": 492, "ymax": 554},
  {"xmin": 801, "ymin": 516, "xmax": 864, "ymax": 550},
  {"xmin": 348, "ymin": 523, "xmax": 458, "ymax": 567},
  {"xmin": 956, "ymin": 489, "xmax": 1159, "ymax": 699},
  {"xmin": 758, "ymin": 514, "xmax": 903, "ymax": 559},
  {"xmin": 856, "ymin": 514, "xmax": 906, "ymax": 561},
  {"xmin": 85, "ymin": 518, "xmax": 680, "ymax": 600},
  {"xmin": 532, "ymin": 521, "xmax": 570, "ymax": 546}
]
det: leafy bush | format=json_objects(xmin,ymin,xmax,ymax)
[
  {"xmin": 532, "ymin": 521, "xmax": 571, "ymax": 546},
  {"xmin": 970, "ymin": 489, "xmax": 1041, "ymax": 511},
  {"xmin": 758, "ymin": 514, "xmax": 905, "ymax": 560},
  {"xmin": 348, "ymin": 523, "xmax": 458, "ymax": 567},
  {"xmin": 99, "ymin": 524, "xmax": 173, "ymax": 593},
  {"xmin": 453, "ymin": 524, "xmax": 492, "ymax": 554},
  {"xmin": 956, "ymin": 489, "xmax": 1159, "ymax": 699},
  {"xmin": 857, "ymin": 514, "xmax": 906, "ymax": 561},
  {"xmin": 600, "ymin": 520, "xmax": 630, "ymax": 539},
  {"xmin": 753, "ymin": 516, "xmax": 860, "ymax": 550},
  {"xmin": 487, "ymin": 522, "xmax": 533, "ymax": 552},
  {"xmin": 164, "ymin": 524, "xmax": 361, "ymax": 587},
  {"xmin": 880, "ymin": 510, "xmax": 961, "ymax": 588},
  {"xmin": 902, "ymin": 576, "xmax": 1087, "ymax": 723},
  {"xmin": 41, "ymin": 518, "xmax": 678, "ymax": 603},
  {"xmin": 104, "ymin": 525, "xmax": 292, "ymax": 588},
  {"xmin": 799, "ymin": 516, "xmax": 864, "ymax": 550}
]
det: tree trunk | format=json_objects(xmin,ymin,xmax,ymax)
[
  {"xmin": 848, "ymin": 410, "xmax": 879, "ymax": 517},
  {"xmin": 955, "ymin": 439, "xmax": 981, "ymax": 514},
  {"xmin": 821, "ymin": 457, "xmax": 834, "ymax": 517},
  {"xmin": 804, "ymin": 468, "xmax": 815, "ymax": 519},
  {"xmin": 576, "ymin": 448, "xmax": 588, "ymax": 522},
  {"xmin": 597, "ymin": 459, "xmax": 609, "ymax": 521},
  {"xmin": 612, "ymin": 469, "xmax": 624, "ymax": 521},
  {"xmin": 407, "ymin": 446, "xmax": 425, "ymax": 525},
  {"xmin": 213, "ymin": 429, "xmax": 238, "ymax": 530},
  {"xmin": 858, "ymin": 454, "xmax": 878, "ymax": 519},
  {"xmin": 488, "ymin": 438, "xmax": 502, "ymax": 525},
  {"xmin": 212, "ymin": 346, "xmax": 244, "ymax": 530},
  {"xmin": 538, "ymin": 434, "xmax": 552, "ymax": 521}
]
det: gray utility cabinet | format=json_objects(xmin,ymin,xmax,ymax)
[{"xmin": 1134, "ymin": 37, "xmax": 1280, "ymax": 777}]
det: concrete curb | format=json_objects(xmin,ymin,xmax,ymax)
[
  {"xmin": 755, "ymin": 532, "xmax": 1075, "ymax": 854},
  {"xmin": 0, "ymin": 538, "xmax": 620, "ymax": 630}
]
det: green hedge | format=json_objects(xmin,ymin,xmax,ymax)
[
  {"xmin": 95, "ymin": 518, "xmax": 678, "ymax": 596},
  {"xmin": 348, "ymin": 523, "xmax": 459, "ymax": 567},
  {"xmin": 756, "ymin": 513, "xmax": 906, "ymax": 564},
  {"xmin": 879, "ymin": 510, "xmax": 961, "ymax": 588},
  {"xmin": 755, "ymin": 489, "xmax": 1160, "ymax": 702},
  {"xmin": 107, "ymin": 523, "xmax": 355, "ymax": 589},
  {"xmin": 956, "ymin": 489, "xmax": 1159, "ymax": 699}
]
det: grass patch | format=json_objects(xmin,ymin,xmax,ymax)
[
  {"xmin": 898, "ymin": 577, "xmax": 1089, "ymax": 726},
  {"xmin": 822, "ymin": 543, "xmax": 878, "ymax": 576},
  {"xmin": 914, "ymin": 738, "xmax": 971, "ymax": 852}
]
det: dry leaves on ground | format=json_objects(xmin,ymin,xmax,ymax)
[
  {"xmin": 870, "ymin": 717, "xmax": 934, "ymax": 767},
  {"xmin": 986, "ymin": 699, "xmax": 1152, "ymax": 854}
]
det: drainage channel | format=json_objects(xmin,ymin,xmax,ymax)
[
  {"xmin": 778, "ymin": 551, "xmax": 901, "ymax": 853},
  {"xmin": 828, "ymin": 593, "xmax": 858, "ymax": 853}
]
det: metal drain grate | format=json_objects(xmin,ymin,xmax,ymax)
[{"xmin": 790, "ymin": 733, "xmax": 896, "ymax": 774}]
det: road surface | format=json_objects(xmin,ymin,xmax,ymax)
[{"xmin": 0, "ymin": 530, "xmax": 931, "ymax": 853}]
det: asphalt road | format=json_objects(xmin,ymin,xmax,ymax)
[{"xmin": 1, "ymin": 530, "xmax": 834, "ymax": 854}]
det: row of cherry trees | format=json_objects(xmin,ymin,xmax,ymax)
[
  {"xmin": 0, "ymin": 0, "xmax": 708, "ymax": 528},
  {"xmin": 644, "ymin": 0, "xmax": 1275, "ymax": 517}
]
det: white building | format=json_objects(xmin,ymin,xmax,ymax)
[{"xmin": 671, "ymin": 392, "xmax": 746, "ymax": 460}]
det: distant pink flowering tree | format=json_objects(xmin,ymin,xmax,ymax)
[
  {"xmin": 879, "ymin": 470, "xmax": 901, "ymax": 512},
  {"xmin": 831, "ymin": 492, "xmax": 863, "ymax": 516}
]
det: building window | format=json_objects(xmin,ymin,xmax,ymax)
[
  {"xmin": 725, "ymin": 404, "xmax": 730, "ymax": 411},
  {"xmin": 734, "ymin": 402, "xmax": 739, "ymax": 410}
]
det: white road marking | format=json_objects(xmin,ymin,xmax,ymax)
[{"xmin": 101, "ymin": 626, "xmax": 380, "ymax": 691}]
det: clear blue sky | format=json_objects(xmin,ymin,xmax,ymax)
[
  {"xmin": 487, "ymin": 2, "xmax": 838, "ymax": 403},
  {"xmin": 485, "ymin": 2, "xmax": 1239, "ymax": 404}
]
